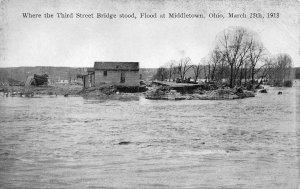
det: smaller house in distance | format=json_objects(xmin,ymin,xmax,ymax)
[{"xmin": 83, "ymin": 62, "xmax": 140, "ymax": 88}]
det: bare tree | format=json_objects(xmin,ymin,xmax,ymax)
[
  {"xmin": 209, "ymin": 47, "xmax": 224, "ymax": 81},
  {"xmin": 153, "ymin": 66, "xmax": 168, "ymax": 81},
  {"xmin": 216, "ymin": 28, "xmax": 248, "ymax": 87},
  {"xmin": 202, "ymin": 61, "xmax": 211, "ymax": 82},
  {"xmin": 166, "ymin": 60, "xmax": 176, "ymax": 81},
  {"xmin": 177, "ymin": 57, "xmax": 193, "ymax": 82},
  {"xmin": 275, "ymin": 54, "xmax": 293, "ymax": 82},
  {"xmin": 192, "ymin": 62, "xmax": 203, "ymax": 83},
  {"xmin": 234, "ymin": 39, "xmax": 253, "ymax": 86},
  {"xmin": 172, "ymin": 65, "xmax": 179, "ymax": 81},
  {"xmin": 248, "ymin": 38, "xmax": 265, "ymax": 85},
  {"xmin": 255, "ymin": 54, "xmax": 293, "ymax": 87},
  {"xmin": 263, "ymin": 57, "xmax": 278, "ymax": 82},
  {"xmin": 215, "ymin": 27, "xmax": 267, "ymax": 87},
  {"xmin": 254, "ymin": 58, "xmax": 273, "ymax": 88},
  {"xmin": 242, "ymin": 60, "xmax": 250, "ymax": 85}
]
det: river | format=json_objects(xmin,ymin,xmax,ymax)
[{"xmin": 0, "ymin": 83, "xmax": 299, "ymax": 189}]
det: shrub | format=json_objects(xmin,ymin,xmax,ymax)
[{"xmin": 283, "ymin": 80, "xmax": 293, "ymax": 87}]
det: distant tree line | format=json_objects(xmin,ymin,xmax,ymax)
[
  {"xmin": 153, "ymin": 27, "xmax": 294, "ymax": 88},
  {"xmin": 0, "ymin": 67, "xmax": 80, "ymax": 84}
]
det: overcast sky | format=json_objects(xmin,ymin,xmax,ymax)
[{"xmin": 0, "ymin": 0, "xmax": 299, "ymax": 68}]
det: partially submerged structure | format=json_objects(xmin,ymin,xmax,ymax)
[
  {"xmin": 83, "ymin": 62, "xmax": 140, "ymax": 88},
  {"xmin": 82, "ymin": 68, "xmax": 95, "ymax": 88}
]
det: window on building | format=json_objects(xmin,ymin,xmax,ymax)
[
  {"xmin": 120, "ymin": 72, "xmax": 125, "ymax": 83},
  {"xmin": 104, "ymin": 71, "xmax": 107, "ymax": 77}
]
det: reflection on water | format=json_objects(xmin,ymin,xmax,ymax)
[{"xmin": 0, "ymin": 83, "xmax": 299, "ymax": 189}]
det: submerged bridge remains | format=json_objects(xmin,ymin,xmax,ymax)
[{"xmin": 152, "ymin": 81, "xmax": 201, "ymax": 93}]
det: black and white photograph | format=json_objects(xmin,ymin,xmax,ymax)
[{"xmin": 0, "ymin": 0, "xmax": 299, "ymax": 188}]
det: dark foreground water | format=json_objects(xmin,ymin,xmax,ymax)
[{"xmin": 0, "ymin": 83, "xmax": 299, "ymax": 189}]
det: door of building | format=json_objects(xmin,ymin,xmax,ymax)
[{"xmin": 120, "ymin": 72, "xmax": 125, "ymax": 83}]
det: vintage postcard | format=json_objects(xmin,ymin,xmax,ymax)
[{"xmin": 0, "ymin": 0, "xmax": 299, "ymax": 188}]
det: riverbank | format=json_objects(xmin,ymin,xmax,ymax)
[
  {"xmin": 0, "ymin": 84, "xmax": 83, "ymax": 97},
  {"xmin": 0, "ymin": 83, "xmax": 274, "ymax": 100},
  {"xmin": 0, "ymin": 84, "xmax": 146, "ymax": 99}
]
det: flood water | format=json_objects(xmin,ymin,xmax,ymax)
[{"xmin": 0, "ymin": 83, "xmax": 299, "ymax": 189}]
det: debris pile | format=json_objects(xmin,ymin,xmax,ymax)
[
  {"xmin": 25, "ymin": 74, "xmax": 49, "ymax": 86},
  {"xmin": 80, "ymin": 85, "xmax": 117, "ymax": 97},
  {"xmin": 259, "ymin": 89, "xmax": 267, "ymax": 93},
  {"xmin": 145, "ymin": 86, "xmax": 255, "ymax": 100}
]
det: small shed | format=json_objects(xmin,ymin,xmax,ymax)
[{"xmin": 83, "ymin": 68, "xmax": 95, "ymax": 88}]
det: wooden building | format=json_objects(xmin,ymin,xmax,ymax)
[{"xmin": 83, "ymin": 62, "xmax": 139, "ymax": 88}]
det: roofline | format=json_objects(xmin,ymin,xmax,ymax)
[
  {"xmin": 94, "ymin": 61, "xmax": 139, "ymax": 71},
  {"xmin": 95, "ymin": 69, "xmax": 139, "ymax": 71},
  {"xmin": 94, "ymin": 61, "xmax": 139, "ymax": 63}
]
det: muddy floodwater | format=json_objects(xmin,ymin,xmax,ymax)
[{"xmin": 0, "ymin": 83, "xmax": 299, "ymax": 189}]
